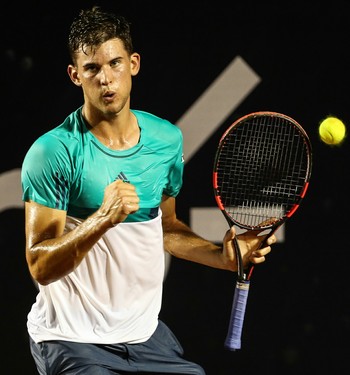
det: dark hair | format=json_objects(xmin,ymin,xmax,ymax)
[{"xmin": 68, "ymin": 6, "xmax": 133, "ymax": 64}]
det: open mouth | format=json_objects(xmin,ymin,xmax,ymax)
[{"xmin": 103, "ymin": 91, "xmax": 115, "ymax": 102}]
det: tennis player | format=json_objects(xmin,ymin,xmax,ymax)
[{"xmin": 21, "ymin": 6, "xmax": 277, "ymax": 374}]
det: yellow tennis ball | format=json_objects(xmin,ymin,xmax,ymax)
[{"xmin": 318, "ymin": 116, "xmax": 346, "ymax": 145}]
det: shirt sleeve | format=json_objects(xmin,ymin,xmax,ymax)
[
  {"xmin": 163, "ymin": 125, "xmax": 184, "ymax": 198},
  {"xmin": 21, "ymin": 133, "xmax": 72, "ymax": 210}
]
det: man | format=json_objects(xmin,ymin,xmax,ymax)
[{"xmin": 21, "ymin": 6, "xmax": 277, "ymax": 374}]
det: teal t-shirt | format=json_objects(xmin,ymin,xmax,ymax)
[{"xmin": 21, "ymin": 107, "xmax": 184, "ymax": 222}]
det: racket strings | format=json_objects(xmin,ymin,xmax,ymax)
[{"xmin": 216, "ymin": 115, "xmax": 310, "ymax": 228}]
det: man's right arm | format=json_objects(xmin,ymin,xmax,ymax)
[{"xmin": 25, "ymin": 180, "xmax": 139, "ymax": 285}]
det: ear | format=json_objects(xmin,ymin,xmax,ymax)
[
  {"xmin": 67, "ymin": 64, "xmax": 82, "ymax": 86},
  {"xmin": 130, "ymin": 52, "xmax": 141, "ymax": 77}
]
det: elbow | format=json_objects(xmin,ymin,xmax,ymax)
[
  {"xmin": 28, "ymin": 264, "xmax": 51, "ymax": 286},
  {"xmin": 26, "ymin": 252, "xmax": 53, "ymax": 286}
]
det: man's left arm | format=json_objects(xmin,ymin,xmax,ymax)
[{"xmin": 161, "ymin": 195, "xmax": 276, "ymax": 272}]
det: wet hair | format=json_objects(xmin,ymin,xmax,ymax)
[{"xmin": 68, "ymin": 5, "xmax": 133, "ymax": 64}]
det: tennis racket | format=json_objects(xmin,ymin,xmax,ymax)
[{"xmin": 213, "ymin": 111, "xmax": 312, "ymax": 351}]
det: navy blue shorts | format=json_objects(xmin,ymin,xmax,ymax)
[{"xmin": 29, "ymin": 320, "xmax": 205, "ymax": 374}]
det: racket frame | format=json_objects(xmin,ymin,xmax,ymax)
[{"xmin": 212, "ymin": 111, "xmax": 312, "ymax": 350}]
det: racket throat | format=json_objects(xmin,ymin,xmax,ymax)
[
  {"xmin": 233, "ymin": 237, "xmax": 254, "ymax": 282},
  {"xmin": 233, "ymin": 237, "xmax": 245, "ymax": 281}
]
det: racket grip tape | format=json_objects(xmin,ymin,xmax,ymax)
[{"xmin": 224, "ymin": 280, "xmax": 250, "ymax": 351}]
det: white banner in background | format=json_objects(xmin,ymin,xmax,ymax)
[{"xmin": 0, "ymin": 168, "xmax": 23, "ymax": 211}]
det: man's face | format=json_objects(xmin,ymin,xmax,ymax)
[{"xmin": 68, "ymin": 38, "xmax": 140, "ymax": 117}]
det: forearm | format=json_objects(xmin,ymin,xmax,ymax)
[
  {"xmin": 163, "ymin": 220, "xmax": 231, "ymax": 271},
  {"xmin": 27, "ymin": 211, "xmax": 113, "ymax": 285},
  {"xmin": 26, "ymin": 180, "xmax": 139, "ymax": 285}
]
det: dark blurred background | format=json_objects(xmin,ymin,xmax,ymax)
[{"xmin": 1, "ymin": 1, "xmax": 349, "ymax": 374}]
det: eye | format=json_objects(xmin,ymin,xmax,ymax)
[
  {"xmin": 83, "ymin": 63, "xmax": 99, "ymax": 73},
  {"xmin": 110, "ymin": 58, "xmax": 121, "ymax": 67},
  {"xmin": 87, "ymin": 65, "xmax": 98, "ymax": 72}
]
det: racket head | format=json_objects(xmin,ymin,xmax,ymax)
[{"xmin": 213, "ymin": 111, "xmax": 312, "ymax": 231}]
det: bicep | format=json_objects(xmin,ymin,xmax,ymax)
[
  {"xmin": 25, "ymin": 200, "xmax": 67, "ymax": 250},
  {"xmin": 160, "ymin": 195, "xmax": 192, "ymax": 235},
  {"xmin": 160, "ymin": 195, "xmax": 177, "ymax": 231}
]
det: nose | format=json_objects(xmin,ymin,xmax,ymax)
[{"xmin": 99, "ymin": 66, "xmax": 113, "ymax": 85}]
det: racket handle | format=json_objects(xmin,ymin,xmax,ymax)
[{"xmin": 224, "ymin": 280, "xmax": 250, "ymax": 351}]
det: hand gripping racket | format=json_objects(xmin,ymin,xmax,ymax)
[{"xmin": 213, "ymin": 111, "xmax": 312, "ymax": 351}]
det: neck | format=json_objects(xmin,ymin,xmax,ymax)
[{"xmin": 82, "ymin": 108, "xmax": 139, "ymax": 150}]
